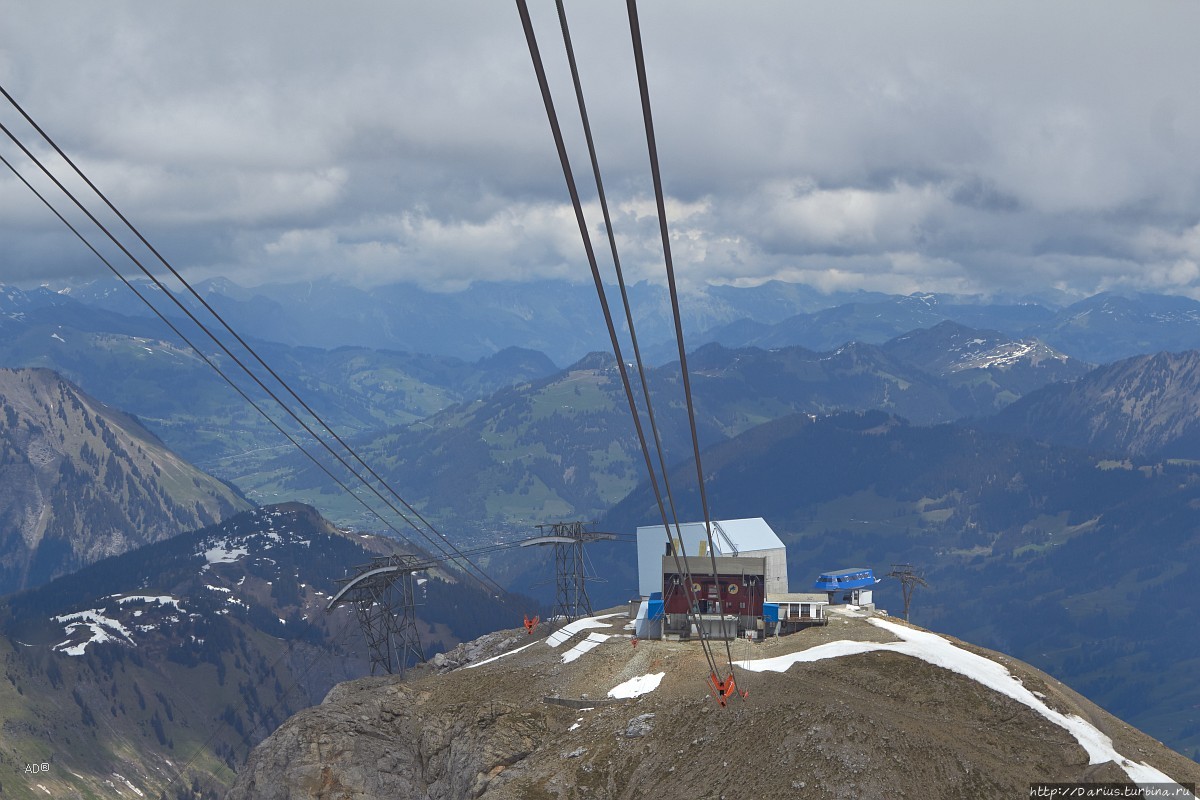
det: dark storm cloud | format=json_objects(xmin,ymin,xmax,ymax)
[{"xmin": 1, "ymin": 1, "xmax": 1199, "ymax": 299}]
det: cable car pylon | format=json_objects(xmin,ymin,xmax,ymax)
[
  {"xmin": 519, "ymin": 521, "xmax": 619, "ymax": 622},
  {"xmin": 326, "ymin": 554, "xmax": 426, "ymax": 676}
]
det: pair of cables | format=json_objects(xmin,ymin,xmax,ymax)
[
  {"xmin": 0, "ymin": 85, "xmax": 504, "ymax": 597},
  {"xmin": 514, "ymin": 0, "xmax": 743, "ymax": 699}
]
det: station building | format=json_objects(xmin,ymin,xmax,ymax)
[{"xmin": 634, "ymin": 518, "xmax": 829, "ymax": 639}]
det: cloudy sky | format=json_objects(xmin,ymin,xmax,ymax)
[{"xmin": 1, "ymin": 1, "xmax": 1199, "ymax": 301}]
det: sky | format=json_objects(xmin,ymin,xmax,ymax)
[{"xmin": 1, "ymin": 1, "xmax": 1199, "ymax": 301}]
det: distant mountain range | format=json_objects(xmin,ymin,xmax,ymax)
[
  {"xmin": 0, "ymin": 287, "xmax": 559, "ymax": 472},
  {"xmin": 246, "ymin": 330, "xmax": 1087, "ymax": 532},
  {"xmin": 18, "ymin": 277, "xmax": 1200, "ymax": 365},
  {"xmin": 688, "ymin": 290, "xmax": 1200, "ymax": 365},
  {"xmin": 5, "ymin": 274, "xmax": 1200, "ymax": 771}
]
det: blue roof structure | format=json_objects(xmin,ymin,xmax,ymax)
[{"xmin": 813, "ymin": 568, "xmax": 879, "ymax": 592}]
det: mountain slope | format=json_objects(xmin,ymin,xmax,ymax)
[
  {"xmin": 984, "ymin": 350, "xmax": 1200, "ymax": 459},
  {"xmin": 0, "ymin": 502, "xmax": 528, "ymax": 800},
  {"xmin": 699, "ymin": 293, "xmax": 1057, "ymax": 353},
  {"xmin": 600, "ymin": 411, "xmax": 1200, "ymax": 757},
  {"xmin": 226, "ymin": 610, "xmax": 1200, "ymax": 799},
  {"xmin": 0, "ymin": 367, "xmax": 249, "ymax": 594},
  {"xmin": 245, "ymin": 334, "xmax": 1093, "ymax": 531},
  {"xmin": 881, "ymin": 320, "xmax": 1089, "ymax": 410},
  {"xmin": 1030, "ymin": 292, "xmax": 1200, "ymax": 364},
  {"xmin": 0, "ymin": 296, "xmax": 559, "ymax": 472}
]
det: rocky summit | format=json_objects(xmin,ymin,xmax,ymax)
[{"xmin": 226, "ymin": 607, "xmax": 1200, "ymax": 799}]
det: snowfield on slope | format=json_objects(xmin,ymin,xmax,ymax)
[
  {"xmin": 738, "ymin": 617, "xmax": 1192, "ymax": 793},
  {"xmin": 608, "ymin": 672, "xmax": 665, "ymax": 699}
]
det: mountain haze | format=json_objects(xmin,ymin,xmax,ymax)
[{"xmin": 246, "ymin": 333, "xmax": 1089, "ymax": 531}]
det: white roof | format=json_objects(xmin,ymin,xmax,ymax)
[
  {"xmin": 635, "ymin": 517, "xmax": 786, "ymax": 598},
  {"xmin": 711, "ymin": 518, "xmax": 785, "ymax": 552},
  {"xmin": 636, "ymin": 517, "xmax": 783, "ymax": 554}
]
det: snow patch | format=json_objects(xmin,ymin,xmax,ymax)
[
  {"xmin": 464, "ymin": 641, "xmax": 537, "ymax": 669},
  {"xmin": 545, "ymin": 613, "xmax": 621, "ymax": 647},
  {"xmin": 52, "ymin": 609, "xmax": 135, "ymax": 656},
  {"xmin": 738, "ymin": 618, "xmax": 1190, "ymax": 791},
  {"xmin": 561, "ymin": 632, "xmax": 611, "ymax": 664},
  {"xmin": 202, "ymin": 541, "xmax": 248, "ymax": 564},
  {"xmin": 608, "ymin": 672, "xmax": 665, "ymax": 699}
]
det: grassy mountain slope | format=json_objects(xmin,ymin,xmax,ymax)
[
  {"xmin": 0, "ymin": 367, "xmax": 249, "ymax": 594},
  {"xmin": 245, "ymin": 333, "xmax": 1089, "ymax": 531},
  {"xmin": 0, "ymin": 311, "xmax": 557, "ymax": 474}
]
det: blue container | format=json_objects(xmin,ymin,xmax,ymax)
[{"xmin": 762, "ymin": 602, "xmax": 780, "ymax": 623}]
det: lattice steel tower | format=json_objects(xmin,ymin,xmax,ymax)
[
  {"xmin": 326, "ymin": 554, "xmax": 425, "ymax": 676},
  {"xmin": 521, "ymin": 521, "xmax": 615, "ymax": 621}
]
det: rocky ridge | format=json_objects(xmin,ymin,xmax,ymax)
[{"xmin": 225, "ymin": 608, "xmax": 1200, "ymax": 799}]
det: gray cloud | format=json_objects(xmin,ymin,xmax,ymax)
[{"xmin": 1, "ymin": 1, "xmax": 1199, "ymax": 300}]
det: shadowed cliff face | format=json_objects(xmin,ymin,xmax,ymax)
[
  {"xmin": 0, "ymin": 367, "xmax": 249, "ymax": 593},
  {"xmin": 226, "ymin": 610, "xmax": 1200, "ymax": 800}
]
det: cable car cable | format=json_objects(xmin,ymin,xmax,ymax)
[
  {"xmin": 0, "ymin": 104, "xmax": 503, "ymax": 596},
  {"xmin": 626, "ymin": 0, "xmax": 742, "ymax": 688},
  {"xmin": 0, "ymin": 149, "xmax": 471, "ymax": 575},
  {"xmin": 515, "ymin": 0, "xmax": 724, "ymax": 680}
]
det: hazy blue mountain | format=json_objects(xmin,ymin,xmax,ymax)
[
  {"xmin": 687, "ymin": 293, "xmax": 1057, "ymax": 354},
  {"xmin": 40, "ymin": 278, "xmax": 1200, "ymax": 366},
  {"xmin": 245, "ymin": 331, "xmax": 1083, "ymax": 532},
  {"xmin": 1029, "ymin": 292, "xmax": 1200, "ymax": 363},
  {"xmin": 984, "ymin": 349, "xmax": 1200, "ymax": 459},
  {"xmin": 683, "ymin": 290, "xmax": 1200, "ymax": 365},
  {"xmin": 45, "ymin": 277, "xmax": 900, "ymax": 365},
  {"xmin": 880, "ymin": 320, "xmax": 1090, "ymax": 410},
  {"xmin": 0, "ymin": 298, "xmax": 559, "ymax": 475}
]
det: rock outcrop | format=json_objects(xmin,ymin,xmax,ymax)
[{"xmin": 227, "ymin": 609, "xmax": 1200, "ymax": 799}]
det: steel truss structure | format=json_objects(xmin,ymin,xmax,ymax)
[
  {"xmin": 887, "ymin": 563, "xmax": 930, "ymax": 622},
  {"xmin": 521, "ymin": 521, "xmax": 616, "ymax": 622},
  {"xmin": 327, "ymin": 554, "xmax": 425, "ymax": 676}
]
